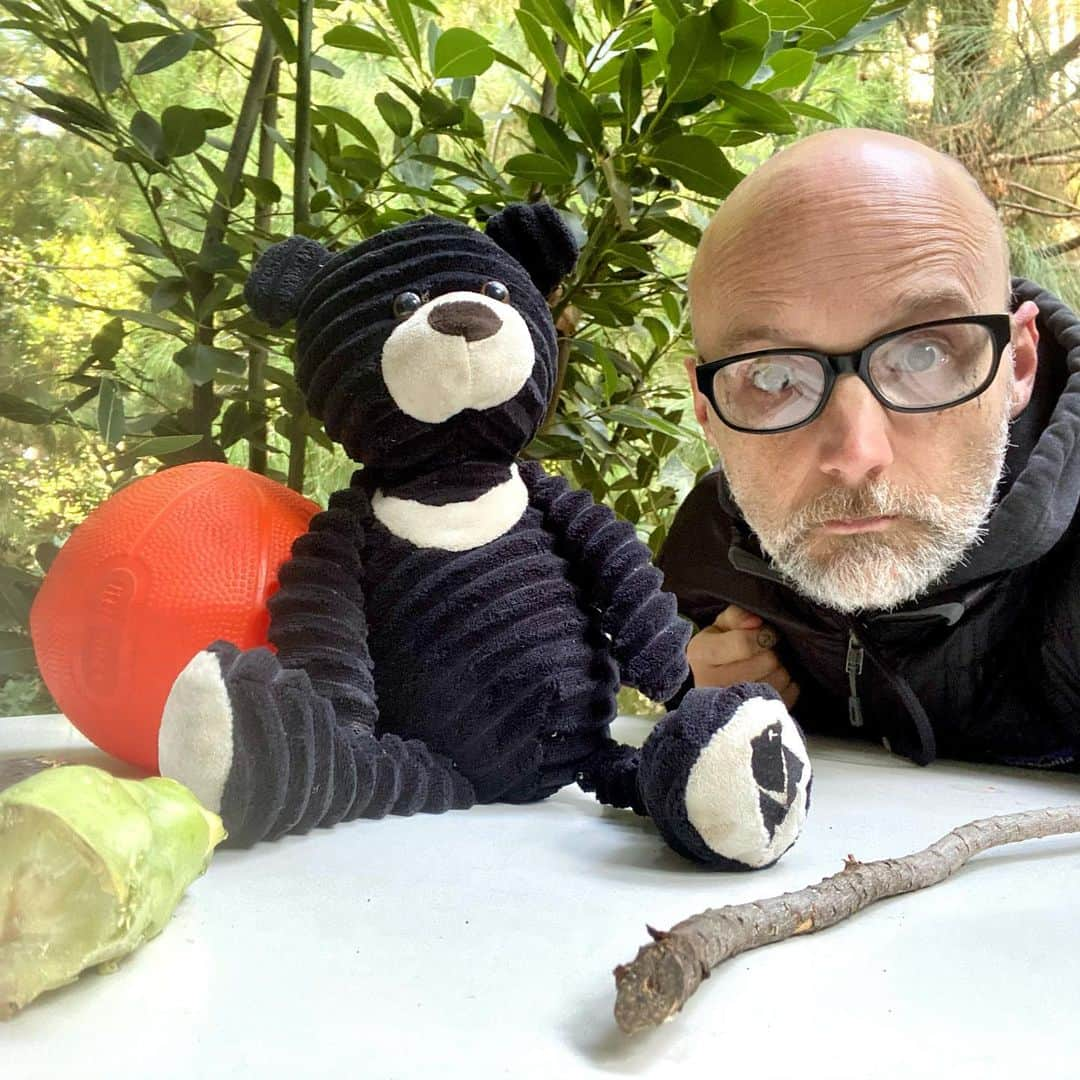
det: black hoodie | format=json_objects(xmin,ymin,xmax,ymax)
[{"xmin": 656, "ymin": 278, "xmax": 1080, "ymax": 771}]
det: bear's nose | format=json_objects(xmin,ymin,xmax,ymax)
[{"xmin": 427, "ymin": 299, "xmax": 502, "ymax": 342}]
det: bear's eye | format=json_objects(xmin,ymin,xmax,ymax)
[
  {"xmin": 481, "ymin": 280, "xmax": 509, "ymax": 303},
  {"xmin": 392, "ymin": 291, "xmax": 424, "ymax": 318}
]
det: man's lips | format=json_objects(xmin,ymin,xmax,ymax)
[{"xmin": 817, "ymin": 515, "xmax": 899, "ymax": 534}]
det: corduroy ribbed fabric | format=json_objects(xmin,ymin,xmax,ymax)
[{"xmin": 157, "ymin": 202, "xmax": 812, "ymax": 867}]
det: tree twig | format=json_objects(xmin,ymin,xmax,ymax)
[
  {"xmin": 1036, "ymin": 232, "xmax": 1080, "ymax": 257},
  {"xmin": 613, "ymin": 805, "xmax": 1080, "ymax": 1035},
  {"xmin": 999, "ymin": 200, "xmax": 1080, "ymax": 218}
]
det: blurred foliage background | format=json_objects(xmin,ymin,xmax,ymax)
[{"xmin": 0, "ymin": 0, "xmax": 1077, "ymax": 716}]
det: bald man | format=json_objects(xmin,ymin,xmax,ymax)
[{"xmin": 657, "ymin": 128, "xmax": 1080, "ymax": 770}]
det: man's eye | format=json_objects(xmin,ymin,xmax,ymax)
[
  {"xmin": 393, "ymin": 291, "xmax": 424, "ymax": 318},
  {"xmin": 749, "ymin": 363, "xmax": 796, "ymax": 393},
  {"xmin": 481, "ymin": 280, "xmax": 509, "ymax": 302},
  {"xmin": 892, "ymin": 342, "xmax": 946, "ymax": 373}
]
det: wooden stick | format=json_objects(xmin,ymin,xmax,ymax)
[{"xmin": 613, "ymin": 805, "xmax": 1080, "ymax": 1034}]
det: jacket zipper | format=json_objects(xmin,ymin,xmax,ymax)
[{"xmin": 845, "ymin": 631, "xmax": 865, "ymax": 728}]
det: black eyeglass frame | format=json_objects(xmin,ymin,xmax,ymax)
[{"xmin": 695, "ymin": 313, "xmax": 1013, "ymax": 435}]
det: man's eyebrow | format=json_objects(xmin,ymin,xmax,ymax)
[{"xmin": 698, "ymin": 285, "xmax": 981, "ymax": 362}]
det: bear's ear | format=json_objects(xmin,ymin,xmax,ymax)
[
  {"xmin": 243, "ymin": 235, "xmax": 333, "ymax": 328},
  {"xmin": 483, "ymin": 202, "xmax": 578, "ymax": 297}
]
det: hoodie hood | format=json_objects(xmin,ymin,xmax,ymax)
[{"xmin": 714, "ymin": 277, "xmax": 1080, "ymax": 596}]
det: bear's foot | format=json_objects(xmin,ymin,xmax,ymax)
[
  {"xmin": 639, "ymin": 684, "xmax": 812, "ymax": 869},
  {"xmin": 159, "ymin": 641, "xmax": 478, "ymax": 848},
  {"xmin": 158, "ymin": 641, "xmax": 306, "ymax": 847}
]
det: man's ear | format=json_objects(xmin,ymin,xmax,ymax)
[
  {"xmin": 684, "ymin": 355, "xmax": 713, "ymax": 434},
  {"xmin": 1008, "ymin": 299, "xmax": 1040, "ymax": 418}
]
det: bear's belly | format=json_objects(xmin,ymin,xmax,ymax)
[{"xmin": 363, "ymin": 503, "xmax": 619, "ymax": 803}]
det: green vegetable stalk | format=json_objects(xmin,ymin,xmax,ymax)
[{"xmin": 0, "ymin": 765, "xmax": 225, "ymax": 1018}]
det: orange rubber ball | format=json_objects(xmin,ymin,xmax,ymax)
[{"xmin": 29, "ymin": 462, "xmax": 320, "ymax": 772}]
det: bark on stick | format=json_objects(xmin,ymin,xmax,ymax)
[{"xmin": 614, "ymin": 805, "xmax": 1080, "ymax": 1034}]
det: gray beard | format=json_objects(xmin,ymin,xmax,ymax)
[{"xmin": 723, "ymin": 403, "xmax": 1013, "ymax": 614}]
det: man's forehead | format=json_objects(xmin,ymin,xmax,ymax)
[{"xmin": 697, "ymin": 281, "xmax": 984, "ymax": 358}]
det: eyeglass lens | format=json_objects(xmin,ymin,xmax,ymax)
[{"xmin": 710, "ymin": 321, "xmax": 998, "ymax": 431}]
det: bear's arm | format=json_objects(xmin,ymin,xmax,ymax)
[
  {"xmin": 519, "ymin": 459, "xmax": 690, "ymax": 702},
  {"xmin": 265, "ymin": 483, "xmax": 378, "ymax": 728}
]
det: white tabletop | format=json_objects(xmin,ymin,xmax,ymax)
[{"xmin": 3, "ymin": 713, "xmax": 1078, "ymax": 1079}]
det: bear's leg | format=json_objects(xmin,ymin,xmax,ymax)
[
  {"xmin": 158, "ymin": 640, "xmax": 476, "ymax": 847},
  {"xmin": 576, "ymin": 741, "xmax": 648, "ymax": 815},
  {"xmin": 581, "ymin": 684, "xmax": 812, "ymax": 869}
]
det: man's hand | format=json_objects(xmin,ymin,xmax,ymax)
[{"xmin": 686, "ymin": 604, "xmax": 800, "ymax": 710}]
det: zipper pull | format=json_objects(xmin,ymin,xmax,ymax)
[{"xmin": 845, "ymin": 631, "xmax": 865, "ymax": 728}]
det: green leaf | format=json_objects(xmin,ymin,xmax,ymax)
[
  {"xmin": 160, "ymin": 105, "xmax": 208, "ymax": 157},
  {"xmin": 130, "ymin": 434, "xmax": 204, "ymax": 458},
  {"xmin": 96, "ymin": 376, "xmax": 125, "ymax": 446},
  {"xmin": 134, "ymin": 31, "xmax": 196, "ymax": 75},
  {"xmin": 387, "ymin": 0, "xmax": 422, "ymax": 64},
  {"xmin": 713, "ymin": 0, "xmax": 770, "ymax": 50},
  {"xmin": 114, "ymin": 309, "xmax": 183, "ymax": 334},
  {"xmin": 648, "ymin": 134, "xmax": 743, "ymax": 197},
  {"xmin": 324, "ymin": 24, "xmax": 400, "ymax": 56},
  {"xmin": 665, "ymin": 14, "xmax": 724, "ymax": 103},
  {"xmin": 556, "ymin": 79, "xmax": 603, "ymax": 150},
  {"xmin": 522, "ymin": 0, "xmax": 583, "ymax": 54},
  {"xmin": 712, "ymin": 82, "xmax": 797, "ymax": 133},
  {"xmin": 150, "ymin": 278, "xmax": 187, "ymax": 312},
  {"xmin": 0, "ymin": 394, "xmax": 52, "ymax": 425},
  {"xmin": 173, "ymin": 343, "xmax": 245, "ymax": 386},
  {"xmin": 652, "ymin": 213, "xmax": 701, "ymax": 247},
  {"xmin": 661, "ymin": 291, "xmax": 682, "ymax": 327},
  {"xmin": 433, "ymin": 27, "xmax": 493, "ymax": 78},
  {"xmin": 90, "ymin": 317, "xmax": 125, "ymax": 361},
  {"xmin": 798, "ymin": 0, "xmax": 873, "ymax": 51},
  {"xmin": 604, "ymin": 404, "xmax": 689, "ymax": 439},
  {"xmin": 620, "ymin": 48, "xmax": 642, "ymax": 139},
  {"xmin": 21, "ymin": 85, "xmax": 112, "ymax": 131},
  {"xmin": 651, "ymin": 8, "xmax": 675, "ymax": 63},
  {"xmin": 814, "ymin": 5, "xmax": 905, "ymax": 56},
  {"xmin": 243, "ymin": 175, "xmax": 282, "ymax": 203},
  {"xmin": 218, "ymin": 400, "xmax": 252, "ymax": 449},
  {"xmin": 418, "ymin": 90, "xmax": 464, "ymax": 129},
  {"xmin": 130, "ymin": 110, "xmax": 165, "ymax": 157},
  {"xmin": 113, "ymin": 21, "xmax": 172, "ymax": 42},
  {"xmin": 784, "ymin": 99, "xmax": 840, "ymax": 122},
  {"xmin": 311, "ymin": 54, "xmax": 345, "ymax": 78},
  {"xmin": 116, "ymin": 228, "xmax": 166, "ymax": 259},
  {"xmin": 315, "ymin": 106, "xmax": 380, "ymax": 152},
  {"xmin": 375, "ymin": 92, "xmax": 412, "ymax": 137},
  {"xmin": 515, "ymin": 9, "xmax": 562, "ymax": 84},
  {"xmin": 504, "ymin": 153, "xmax": 574, "ymax": 185},
  {"xmin": 526, "ymin": 113, "xmax": 579, "ymax": 171},
  {"xmin": 754, "ymin": 46, "xmax": 815, "ymax": 91},
  {"xmin": 0, "ymin": 631, "xmax": 36, "ymax": 677},
  {"xmin": 239, "ymin": 0, "xmax": 298, "ymax": 63},
  {"xmin": 331, "ymin": 149, "xmax": 382, "ymax": 184},
  {"xmin": 752, "ymin": 0, "xmax": 811, "ymax": 31},
  {"xmin": 86, "ymin": 16, "xmax": 122, "ymax": 94},
  {"xmin": 491, "ymin": 47, "xmax": 530, "ymax": 76},
  {"xmin": 194, "ymin": 241, "xmax": 240, "ymax": 273}
]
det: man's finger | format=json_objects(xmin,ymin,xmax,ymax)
[
  {"xmin": 694, "ymin": 648, "xmax": 784, "ymax": 686},
  {"xmin": 780, "ymin": 682, "xmax": 801, "ymax": 710},
  {"xmin": 688, "ymin": 627, "xmax": 773, "ymax": 667},
  {"xmin": 712, "ymin": 604, "xmax": 763, "ymax": 632}
]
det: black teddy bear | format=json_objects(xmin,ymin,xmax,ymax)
[{"xmin": 158, "ymin": 202, "xmax": 812, "ymax": 869}]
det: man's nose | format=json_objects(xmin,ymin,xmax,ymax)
[{"xmin": 814, "ymin": 375, "xmax": 895, "ymax": 485}]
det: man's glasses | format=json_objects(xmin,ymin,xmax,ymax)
[{"xmin": 695, "ymin": 314, "xmax": 1013, "ymax": 434}]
